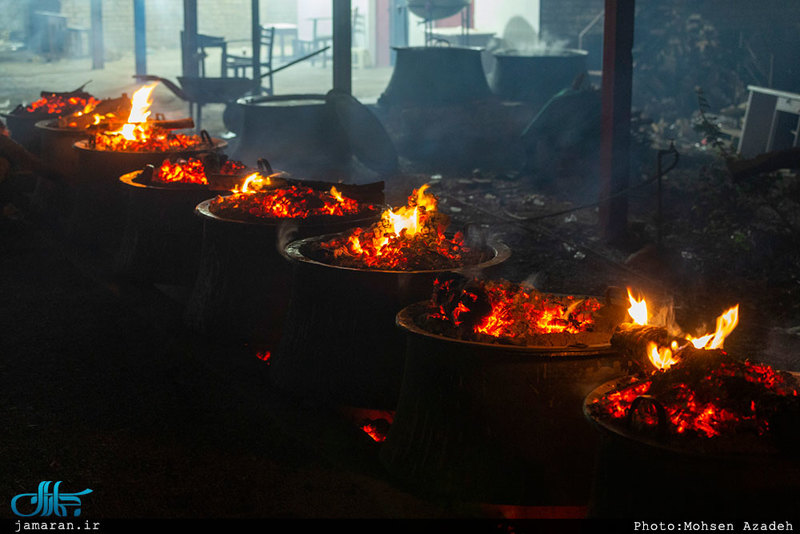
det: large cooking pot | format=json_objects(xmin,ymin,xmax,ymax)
[
  {"xmin": 584, "ymin": 376, "xmax": 800, "ymax": 517},
  {"xmin": 184, "ymin": 190, "xmax": 384, "ymax": 347},
  {"xmin": 35, "ymin": 119, "xmax": 90, "ymax": 180},
  {"xmin": 269, "ymin": 235, "xmax": 510, "ymax": 409},
  {"xmin": 230, "ymin": 94, "xmax": 351, "ymax": 180},
  {"xmin": 378, "ymin": 46, "xmax": 493, "ymax": 108},
  {"xmin": 115, "ymin": 170, "xmax": 220, "ymax": 285},
  {"xmin": 379, "ymin": 301, "xmax": 625, "ymax": 505},
  {"xmin": 489, "ymin": 49, "xmax": 588, "ymax": 108},
  {"xmin": 68, "ymin": 135, "xmax": 226, "ymax": 249}
]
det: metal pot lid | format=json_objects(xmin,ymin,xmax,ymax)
[{"xmin": 325, "ymin": 89, "xmax": 398, "ymax": 176}]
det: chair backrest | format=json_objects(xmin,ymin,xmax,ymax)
[
  {"xmin": 182, "ymin": 31, "xmax": 226, "ymax": 77},
  {"xmin": 261, "ymin": 25, "xmax": 275, "ymax": 64}
]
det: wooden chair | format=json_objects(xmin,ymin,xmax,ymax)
[
  {"xmin": 222, "ymin": 25, "xmax": 275, "ymax": 95},
  {"xmin": 180, "ymin": 31, "xmax": 227, "ymax": 78}
]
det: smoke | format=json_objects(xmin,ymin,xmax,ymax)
[
  {"xmin": 276, "ymin": 220, "xmax": 300, "ymax": 258},
  {"xmin": 498, "ymin": 15, "xmax": 572, "ymax": 56}
]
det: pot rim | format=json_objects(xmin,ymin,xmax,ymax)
[
  {"xmin": 283, "ymin": 232, "xmax": 511, "ymax": 275},
  {"xmin": 583, "ymin": 373, "xmax": 800, "ymax": 459},
  {"xmin": 193, "ymin": 197, "xmax": 386, "ymax": 228},
  {"xmin": 119, "ymin": 170, "xmax": 218, "ymax": 193},
  {"xmin": 236, "ymin": 93, "xmax": 329, "ymax": 106},
  {"xmin": 2, "ymin": 111, "xmax": 69, "ymax": 122},
  {"xmin": 391, "ymin": 45, "xmax": 486, "ymax": 53},
  {"xmin": 396, "ymin": 300, "xmax": 615, "ymax": 356},
  {"xmin": 492, "ymin": 48, "xmax": 588, "ymax": 59},
  {"xmin": 34, "ymin": 118, "xmax": 93, "ymax": 134},
  {"xmin": 72, "ymin": 137, "xmax": 227, "ymax": 154}
]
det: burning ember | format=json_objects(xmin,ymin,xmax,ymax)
[
  {"xmin": 92, "ymin": 84, "xmax": 204, "ymax": 152},
  {"xmin": 207, "ymin": 172, "xmax": 369, "ymax": 221},
  {"xmin": 588, "ymin": 350, "xmax": 799, "ymax": 442},
  {"xmin": 150, "ymin": 157, "xmax": 248, "ymax": 186},
  {"xmin": 416, "ymin": 276, "xmax": 624, "ymax": 347},
  {"xmin": 312, "ymin": 185, "xmax": 481, "ymax": 270},
  {"xmin": 55, "ymin": 95, "xmax": 132, "ymax": 130},
  {"xmin": 18, "ymin": 91, "xmax": 99, "ymax": 118},
  {"xmin": 592, "ymin": 291, "xmax": 800, "ymax": 447}
]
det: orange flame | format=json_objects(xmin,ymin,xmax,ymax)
[
  {"xmin": 327, "ymin": 184, "xmax": 466, "ymax": 269},
  {"xmin": 93, "ymin": 84, "xmax": 201, "ymax": 152},
  {"xmin": 236, "ymin": 172, "xmax": 273, "ymax": 193},
  {"xmin": 686, "ymin": 304, "xmax": 739, "ymax": 350},
  {"xmin": 647, "ymin": 341, "xmax": 679, "ymax": 371},
  {"xmin": 627, "ymin": 289, "xmax": 648, "ymax": 326}
]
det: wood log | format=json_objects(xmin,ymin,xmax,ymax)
[
  {"xmin": 56, "ymin": 95, "xmax": 132, "ymax": 129},
  {"xmin": 611, "ymin": 322, "xmax": 677, "ymax": 371}
]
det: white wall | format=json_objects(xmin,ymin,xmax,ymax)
[
  {"xmin": 473, "ymin": 0, "xmax": 539, "ymax": 38},
  {"xmin": 408, "ymin": 0, "xmax": 540, "ymax": 47}
]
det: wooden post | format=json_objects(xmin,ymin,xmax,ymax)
[
  {"xmin": 90, "ymin": 0, "xmax": 104, "ymax": 70},
  {"xmin": 251, "ymin": 0, "xmax": 261, "ymax": 93},
  {"xmin": 333, "ymin": 0, "xmax": 352, "ymax": 94},
  {"xmin": 182, "ymin": 0, "xmax": 199, "ymax": 77},
  {"xmin": 599, "ymin": 0, "xmax": 635, "ymax": 243},
  {"xmin": 133, "ymin": 0, "xmax": 147, "ymax": 76}
]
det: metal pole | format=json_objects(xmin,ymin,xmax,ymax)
[
  {"xmin": 182, "ymin": 0, "xmax": 199, "ymax": 77},
  {"xmin": 90, "ymin": 0, "xmax": 104, "ymax": 70},
  {"xmin": 134, "ymin": 0, "xmax": 147, "ymax": 76},
  {"xmin": 333, "ymin": 0, "xmax": 352, "ymax": 94},
  {"xmin": 598, "ymin": 0, "xmax": 635, "ymax": 243},
  {"xmin": 251, "ymin": 0, "xmax": 261, "ymax": 93}
]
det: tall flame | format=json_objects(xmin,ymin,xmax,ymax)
[
  {"xmin": 385, "ymin": 184, "xmax": 437, "ymax": 237},
  {"xmin": 627, "ymin": 289, "xmax": 648, "ymax": 326},
  {"xmin": 687, "ymin": 304, "xmax": 739, "ymax": 350},
  {"xmin": 119, "ymin": 84, "xmax": 156, "ymax": 140}
]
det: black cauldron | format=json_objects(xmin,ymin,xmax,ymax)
[
  {"xmin": 584, "ymin": 376, "xmax": 800, "ymax": 518},
  {"xmin": 489, "ymin": 49, "xmax": 588, "ymax": 109},
  {"xmin": 268, "ymin": 236, "xmax": 510, "ymax": 410},
  {"xmin": 378, "ymin": 46, "xmax": 493, "ymax": 108},
  {"xmin": 379, "ymin": 301, "xmax": 625, "ymax": 506},
  {"xmin": 67, "ymin": 135, "xmax": 226, "ymax": 249},
  {"xmin": 184, "ymin": 191, "xmax": 384, "ymax": 348},
  {"xmin": 230, "ymin": 94, "xmax": 351, "ymax": 179}
]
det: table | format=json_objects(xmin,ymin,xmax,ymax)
[
  {"xmin": 428, "ymin": 27, "xmax": 496, "ymax": 48},
  {"xmin": 271, "ymin": 23, "xmax": 298, "ymax": 60}
]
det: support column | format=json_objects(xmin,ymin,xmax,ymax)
[
  {"xmin": 182, "ymin": 0, "xmax": 199, "ymax": 77},
  {"xmin": 251, "ymin": 0, "xmax": 261, "ymax": 93},
  {"xmin": 134, "ymin": 0, "xmax": 147, "ymax": 76},
  {"xmin": 599, "ymin": 0, "xmax": 635, "ymax": 243},
  {"xmin": 333, "ymin": 0, "xmax": 352, "ymax": 94},
  {"xmin": 90, "ymin": 0, "xmax": 104, "ymax": 70}
]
